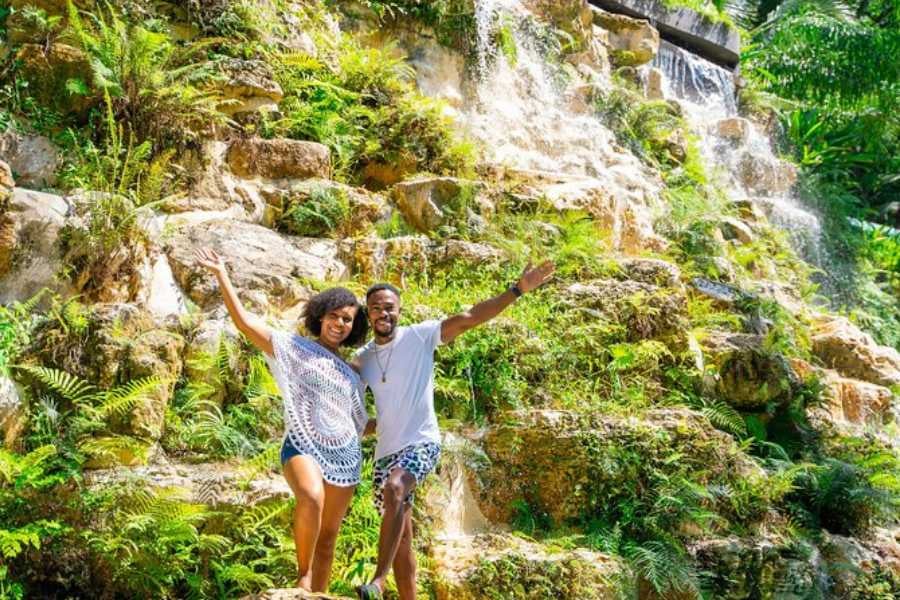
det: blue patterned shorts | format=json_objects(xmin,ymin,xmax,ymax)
[{"xmin": 373, "ymin": 442, "xmax": 441, "ymax": 514}]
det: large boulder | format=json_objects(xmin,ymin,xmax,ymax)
[
  {"xmin": 264, "ymin": 178, "xmax": 389, "ymax": 237},
  {"xmin": 22, "ymin": 304, "xmax": 184, "ymax": 441},
  {"xmin": 792, "ymin": 360, "xmax": 894, "ymax": 427},
  {"xmin": 432, "ymin": 533, "xmax": 629, "ymax": 600},
  {"xmin": 811, "ymin": 316, "xmax": 900, "ymax": 388},
  {"xmin": 392, "ymin": 176, "xmax": 481, "ymax": 233},
  {"xmin": 592, "ymin": 8, "xmax": 660, "ymax": 66},
  {"xmin": 0, "ymin": 187, "xmax": 70, "ymax": 304},
  {"xmin": 215, "ymin": 59, "xmax": 284, "ymax": 116},
  {"xmin": 0, "ymin": 130, "xmax": 61, "ymax": 189},
  {"xmin": 701, "ymin": 331, "xmax": 800, "ymax": 410},
  {"xmin": 524, "ymin": 0, "xmax": 595, "ymax": 51},
  {"xmin": 165, "ymin": 219, "xmax": 348, "ymax": 312},
  {"xmin": 226, "ymin": 138, "xmax": 331, "ymax": 181},
  {"xmin": 473, "ymin": 409, "xmax": 763, "ymax": 526},
  {"xmin": 735, "ymin": 151, "xmax": 798, "ymax": 196}
]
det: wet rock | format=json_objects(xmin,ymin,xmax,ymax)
[
  {"xmin": 0, "ymin": 377, "xmax": 26, "ymax": 450},
  {"xmin": 525, "ymin": 0, "xmax": 594, "ymax": 51},
  {"xmin": 701, "ymin": 331, "xmax": 800, "ymax": 410},
  {"xmin": 15, "ymin": 44, "xmax": 94, "ymax": 116},
  {"xmin": 714, "ymin": 117, "xmax": 750, "ymax": 144},
  {"xmin": 392, "ymin": 176, "xmax": 480, "ymax": 233},
  {"xmin": 136, "ymin": 253, "xmax": 189, "ymax": 319},
  {"xmin": 564, "ymin": 279, "xmax": 687, "ymax": 342},
  {"xmin": 811, "ymin": 315, "xmax": 900, "ymax": 388},
  {"xmin": 85, "ymin": 461, "xmax": 291, "ymax": 508},
  {"xmin": 592, "ymin": 9, "xmax": 660, "ymax": 66},
  {"xmin": 690, "ymin": 536, "xmax": 824, "ymax": 599},
  {"xmin": 407, "ymin": 36, "xmax": 465, "ymax": 108},
  {"xmin": 0, "ymin": 130, "xmax": 61, "ymax": 189},
  {"xmin": 645, "ymin": 66, "xmax": 664, "ymax": 100},
  {"xmin": 216, "ymin": 58, "xmax": 283, "ymax": 116},
  {"xmin": 822, "ymin": 527, "xmax": 900, "ymax": 598},
  {"xmin": 23, "ymin": 303, "xmax": 184, "ymax": 441},
  {"xmin": 227, "ymin": 138, "xmax": 331, "ymax": 181},
  {"xmin": 793, "ymin": 360, "xmax": 894, "ymax": 427},
  {"xmin": 165, "ymin": 219, "xmax": 348, "ymax": 312},
  {"xmin": 735, "ymin": 151, "xmax": 798, "ymax": 196},
  {"xmin": 0, "ymin": 188, "xmax": 70, "ymax": 304},
  {"xmin": 474, "ymin": 409, "xmax": 763, "ymax": 526}
]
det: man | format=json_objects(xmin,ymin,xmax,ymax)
[{"xmin": 354, "ymin": 261, "xmax": 555, "ymax": 600}]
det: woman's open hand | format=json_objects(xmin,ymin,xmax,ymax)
[{"xmin": 194, "ymin": 248, "xmax": 226, "ymax": 276}]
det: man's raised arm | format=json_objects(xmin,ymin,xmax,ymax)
[{"xmin": 440, "ymin": 261, "xmax": 555, "ymax": 344}]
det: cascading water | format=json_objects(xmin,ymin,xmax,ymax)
[
  {"xmin": 650, "ymin": 41, "xmax": 834, "ymax": 273},
  {"xmin": 463, "ymin": 0, "xmax": 655, "ymax": 190}
]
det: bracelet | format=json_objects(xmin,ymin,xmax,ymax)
[{"xmin": 509, "ymin": 284, "xmax": 523, "ymax": 298}]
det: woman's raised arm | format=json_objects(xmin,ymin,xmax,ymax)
[{"xmin": 194, "ymin": 248, "xmax": 273, "ymax": 356}]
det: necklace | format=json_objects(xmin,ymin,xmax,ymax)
[{"xmin": 373, "ymin": 340, "xmax": 395, "ymax": 383}]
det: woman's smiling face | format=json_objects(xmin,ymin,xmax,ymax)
[{"xmin": 319, "ymin": 304, "xmax": 358, "ymax": 349}]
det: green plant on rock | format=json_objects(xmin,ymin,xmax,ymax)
[
  {"xmin": 65, "ymin": 0, "xmax": 227, "ymax": 149},
  {"xmin": 280, "ymin": 185, "xmax": 351, "ymax": 238}
]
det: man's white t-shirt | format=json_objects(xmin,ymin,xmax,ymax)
[{"xmin": 355, "ymin": 320, "xmax": 443, "ymax": 460}]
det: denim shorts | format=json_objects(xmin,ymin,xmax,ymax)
[{"xmin": 280, "ymin": 436, "xmax": 307, "ymax": 465}]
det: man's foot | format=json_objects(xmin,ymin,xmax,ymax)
[{"xmin": 356, "ymin": 583, "xmax": 382, "ymax": 599}]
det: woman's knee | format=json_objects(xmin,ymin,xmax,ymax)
[
  {"xmin": 294, "ymin": 483, "xmax": 325, "ymax": 513},
  {"xmin": 315, "ymin": 526, "xmax": 339, "ymax": 557}
]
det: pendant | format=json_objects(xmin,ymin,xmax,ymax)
[{"xmin": 381, "ymin": 374, "xmax": 387, "ymax": 383}]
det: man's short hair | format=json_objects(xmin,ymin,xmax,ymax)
[{"xmin": 366, "ymin": 283, "xmax": 401, "ymax": 301}]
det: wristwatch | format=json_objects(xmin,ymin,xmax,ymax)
[{"xmin": 510, "ymin": 284, "xmax": 523, "ymax": 298}]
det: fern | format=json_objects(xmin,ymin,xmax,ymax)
[
  {"xmin": 94, "ymin": 376, "xmax": 165, "ymax": 418},
  {"xmin": 17, "ymin": 365, "xmax": 96, "ymax": 405}
]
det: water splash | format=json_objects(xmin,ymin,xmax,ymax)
[{"xmin": 651, "ymin": 40, "xmax": 737, "ymax": 118}]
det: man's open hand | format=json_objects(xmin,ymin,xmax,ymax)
[{"xmin": 517, "ymin": 260, "xmax": 555, "ymax": 294}]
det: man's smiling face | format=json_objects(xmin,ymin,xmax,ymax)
[{"xmin": 367, "ymin": 289, "xmax": 401, "ymax": 340}]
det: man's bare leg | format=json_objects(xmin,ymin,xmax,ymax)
[
  {"xmin": 392, "ymin": 510, "xmax": 416, "ymax": 600},
  {"xmin": 368, "ymin": 468, "xmax": 416, "ymax": 593}
]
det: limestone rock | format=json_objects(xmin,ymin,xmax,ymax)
[
  {"xmin": 822, "ymin": 527, "xmax": 900, "ymax": 598},
  {"xmin": 227, "ymin": 138, "xmax": 331, "ymax": 181},
  {"xmin": 702, "ymin": 331, "xmax": 800, "ymax": 410},
  {"xmin": 539, "ymin": 175, "xmax": 666, "ymax": 253},
  {"xmin": 0, "ymin": 160, "xmax": 13, "ymax": 197},
  {"xmin": 165, "ymin": 219, "xmax": 348, "ymax": 312},
  {"xmin": 564, "ymin": 279, "xmax": 687, "ymax": 342},
  {"xmin": 407, "ymin": 37, "xmax": 465, "ymax": 108},
  {"xmin": 718, "ymin": 216, "xmax": 755, "ymax": 245},
  {"xmin": 136, "ymin": 253, "xmax": 189, "ymax": 319},
  {"xmin": 15, "ymin": 44, "xmax": 94, "ymax": 116},
  {"xmin": 344, "ymin": 235, "xmax": 504, "ymax": 282},
  {"xmin": 473, "ymin": 409, "xmax": 762, "ymax": 526},
  {"xmin": 690, "ymin": 536, "xmax": 824, "ymax": 599},
  {"xmin": 23, "ymin": 303, "xmax": 184, "ymax": 441},
  {"xmin": 714, "ymin": 117, "xmax": 750, "ymax": 144},
  {"xmin": 0, "ymin": 130, "xmax": 61, "ymax": 188},
  {"xmin": 432, "ymin": 533, "xmax": 628, "ymax": 600},
  {"xmin": 615, "ymin": 257, "xmax": 682, "ymax": 288},
  {"xmin": 85, "ymin": 461, "xmax": 291, "ymax": 508},
  {"xmin": 6, "ymin": 0, "xmax": 89, "ymax": 44},
  {"xmin": 524, "ymin": 1, "xmax": 594, "ymax": 51},
  {"xmin": 216, "ymin": 59, "xmax": 283, "ymax": 115},
  {"xmin": 797, "ymin": 363, "xmax": 894, "ymax": 427},
  {"xmin": 0, "ymin": 377, "xmax": 26, "ymax": 450},
  {"xmin": 392, "ymin": 176, "xmax": 479, "ymax": 233},
  {"xmin": 242, "ymin": 590, "xmax": 349, "ymax": 600},
  {"xmin": 264, "ymin": 179, "xmax": 389, "ymax": 237},
  {"xmin": 735, "ymin": 151, "xmax": 798, "ymax": 196},
  {"xmin": 0, "ymin": 188, "xmax": 70, "ymax": 304},
  {"xmin": 811, "ymin": 315, "xmax": 900, "ymax": 388},
  {"xmin": 593, "ymin": 9, "xmax": 660, "ymax": 66}
]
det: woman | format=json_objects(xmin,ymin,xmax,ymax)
[{"xmin": 195, "ymin": 248, "xmax": 373, "ymax": 592}]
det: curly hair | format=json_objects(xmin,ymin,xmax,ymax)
[
  {"xmin": 303, "ymin": 287, "xmax": 368, "ymax": 347},
  {"xmin": 365, "ymin": 282, "xmax": 401, "ymax": 300}
]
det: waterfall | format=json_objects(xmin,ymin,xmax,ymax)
[{"xmin": 651, "ymin": 40, "xmax": 737, "ymax": 118}]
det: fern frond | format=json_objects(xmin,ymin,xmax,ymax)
[
  {"xmin": 18, "ymin": 365, "xmax": 96, "ymax": 403},
  {"xmin": 97, "ymin": 376, "xmax": 166, "ymax": 417}
]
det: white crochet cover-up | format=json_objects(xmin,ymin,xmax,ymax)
[{"xmin": 267, "ymin": 331, "xmax": 368, "ymax": 487}]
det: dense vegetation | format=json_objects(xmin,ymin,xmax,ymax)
[{"xmin": 0, "ymin": 0, "xmax": 898, "ymax": 599}]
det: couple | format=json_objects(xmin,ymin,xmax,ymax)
[{"xmin": 195, "ymin": 248, "xmax": 554, "ymax": 599}]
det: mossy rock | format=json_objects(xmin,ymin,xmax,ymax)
[
  {"xmin": 15, "ymin": 43, "xmax": 96, "ymax": 117},
  {"xmin": 472, "ymin": 409, "xmax": 766, "ymax": 527}
]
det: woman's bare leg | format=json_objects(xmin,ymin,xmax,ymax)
[
  {"xmin": 283, "ymin": 455, "xmax": 325, "ymax": 590},
  {"xmin": 310, "ymin": 482, "xmax": 357, "ymax": 592}
]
